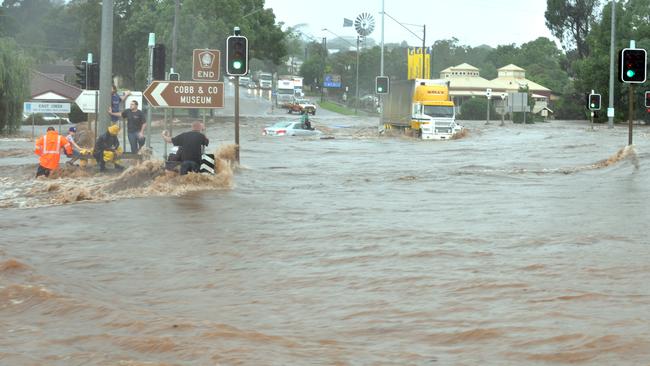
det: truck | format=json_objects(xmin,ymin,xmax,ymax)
[
  {"xmin": 276, "ymin": 76, "xmax": 295, "ymax": 107},
  {"xmin": 381, "ymin": 79, "xmax": 463, "ymax": 140},
  {"xmin": 255, "ymin": 71, "xmax": 273, "ymax": 90}
]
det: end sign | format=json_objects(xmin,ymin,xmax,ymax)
[{"xmin": 193, "ymin": 49, "xmax": 221, "ymax": 81}]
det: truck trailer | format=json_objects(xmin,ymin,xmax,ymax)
[{"xmin": 381, "ymin": 79, "xmax": 463, "ymax": 140}]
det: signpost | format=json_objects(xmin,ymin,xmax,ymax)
[
  {"xmin": 192, "ymin": 49, "xmax": 221, "ymax": 81},
  {"xmin": 24, "ymin": 102, "xmax": 71, "ymax": 139},
  {"xmin": 75, "ymin": 90, "xmax": 100, "ymax": 113},
  {"xmin": 143, "ymin": 81, "xmax": 225, "ymax": 109}
]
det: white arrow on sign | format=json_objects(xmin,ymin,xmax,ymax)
[
  {"xmin": 75, "ymin": 90, "xmax": 99, "ymax": 113},
  {"xmin": 151, "ymin": 82, "xmax": 168, "ymax": 106}
]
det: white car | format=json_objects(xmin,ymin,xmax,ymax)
[
  {"xmin": 23, "ymin": 112, "xmax": 71, "ymax": 125},
  {"xmin": 262, "ymin": 121, "xmax": 321, "ymax": 136}
]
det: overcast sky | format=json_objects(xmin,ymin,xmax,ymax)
[{"xmin": 265, "ymin": 0, "xmax": 558, "ymax": 48}]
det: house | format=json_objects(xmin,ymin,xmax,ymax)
[
  {"xmin": 30, "ymin": 70, "xmax": 82, "ymax": 102},
  {"xmin": 441, "ymin": 63, "xmax": 552, "ymax": 115}
]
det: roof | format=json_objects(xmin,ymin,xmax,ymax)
[
  {"xmin": 489, "ymin": 77, "xmax": 551, "ymax": 92},
  {"xmin": 444, "ymin": 76, "xmax": 494, "ymax": 89},
  {"xmin": 441, "ymin": 63, "xmax": 480, "ymax": 73},
  {"xmin": 498, "ymin": 64, "xmax": 525, "ymax": 71},
  {"xmin": 30, "ymin": 70, "xmax": 82, "ymax": 101}
]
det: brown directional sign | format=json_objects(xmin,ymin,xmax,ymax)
[
  {"xmin": 143, "ymin": 81, "xmax": 224, "ymax": 109},
  {"xmin": 193, "ymin": 49, "xmax": 221, "ymax": 81}
]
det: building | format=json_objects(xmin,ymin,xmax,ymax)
[
  {"xmin": 441, "ymin": 63, "xmax": 552, "ymax": 115},
  {"xmin": 30, "ymin": 70, "xmax": 82, "ymax": 103}
]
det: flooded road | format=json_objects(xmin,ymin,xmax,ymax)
[{"xmin": 1, "ymin": 102, "xmax": 650, "ymax": 364}]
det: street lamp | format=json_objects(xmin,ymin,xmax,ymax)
[{"xmin": 382, "ymin": 11, "xmax": 426, "ymax": 78}]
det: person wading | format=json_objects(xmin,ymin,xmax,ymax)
[
  {"xmin": 161, "ymin": 121, "xmax": 209, "ymax": 175},
  {"xmin": 34, "ymin": 126, "xmax": 73, "ymax": 177}
]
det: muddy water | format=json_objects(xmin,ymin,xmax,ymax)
[{"xmin": 1, "ymin": 115, "xmax": 650, "ymax": 365}]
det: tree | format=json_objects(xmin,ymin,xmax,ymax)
[
  {"xmin": 0, "ymin": 37, "xmax": 32, "ymax": 134},
  {"xmin": 545, "ymin": 0, "xmax": 600, "ymax": 58}
]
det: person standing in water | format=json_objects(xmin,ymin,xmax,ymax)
[{"xmin": 34, "ymin": 126, "xmax": 73, "ymax": 177}]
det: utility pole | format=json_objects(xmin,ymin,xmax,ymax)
[
  {"xmin": 172, "ymin": 0, "xmax": 179, "ymax": 69},
  {"xmin": 355, "ymin": 35, "xmax": 360, "ymax": 114},
  {"xmin": 380, "ymin": 0, "xmax": 384, "ymax": 77},
  {"xmin": 422, "ymin": 24, "xmax": 426, "ymax": 78},
  {"xmin": 608, "ymin": 0, "xmax": 616, "ymax": 128},
  {"xmin": 97, "ymin": 0, "xmax": 114, "ymax": 135},
  {"xmin": 146, "ymin": 33, "xmax": 155, "ymax": 148}
]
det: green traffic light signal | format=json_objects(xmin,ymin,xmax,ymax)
[
  {"xmin": 627, "ymin": 69, "xmax": 636, "ymax": 78},
  {"xmin": 233, "ymin": 61, "xmax": 242, "ymax": 70}
]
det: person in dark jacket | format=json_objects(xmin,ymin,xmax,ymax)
[
  {"xmin": 161, "ymin": 121, "xmax": 209, "ymax": 175},
  {"xmin": 94, "ymin": 124, "xmax": 124, "ymax": 172}
]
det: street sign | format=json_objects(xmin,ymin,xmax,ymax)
[
  {"xmin": 75, "ymin": 90, "xmax": 99, "ymax": 113},
  {"xmin": 24, "ymin": 102, "xmax": 71, "ymax": 114},
  {"xmin": 143, "ymin": 81, "xmax": 224, "ymax": 109},
  {"xmin": 323, "ymin": 74, "xmax": 342, "ymax": 88},
  {"xmin": 193, "ymin": 49, "xmax": 221, "ymax": 81}
]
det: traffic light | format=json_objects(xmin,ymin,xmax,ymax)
[
  {"xmin": 619, "ymin": 48, "xmax": 647, "ymax": 83},
  {"xmin": 76, "ymin": 61, "xmax": 87, "ymax": 89},
  {"xmin": 375, "ymin": 76, "xmax": 389, "ymax": 94},
  {"xmin": 226, "ymin": 35, "xmax": 248, "ymax": 76},
  {"xmin": 152, "ymin": 43, "xmax": 166, "ymax": 81},
  {"xmin": 87, "ymin": 62, "xmax": 100, "ymax": 90},
  {"xmin": 588, "ymin": 93, "xmax": 601, "ymax": 111},
  {"xmin": 645, "ymin": 91, "xmax": 650, "ymax": 108}
]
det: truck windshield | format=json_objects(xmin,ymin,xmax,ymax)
[
  {"xmin": 278, "ymin": 89, "xmax": 294, "ymax": 94},
  {"xmin": 423, "ymin": 106, "xmax": 454, "ymax": 118}
]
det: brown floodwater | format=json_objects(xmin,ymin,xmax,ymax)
[{"xmin": 1, "ymin": 102, "xmax": 649, "ymax": 365}]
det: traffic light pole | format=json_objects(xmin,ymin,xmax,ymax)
[
  {"xmin": 146, "ymin": 38, "xmax": 154, "ymax": 149},
  {"xmin": 628, "ymin": 84, "xmax": 634, "ymax": 146},
  {"xmin": 235, "ymin": 76, "xmax": 240, "ymax": 163}
]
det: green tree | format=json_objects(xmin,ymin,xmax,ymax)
[
  {"xmin": 0, "ymin": 37, "xmax": 32, "ymax": 134},
  {"xmin": 545, "ymin": 0, "xmax": 600, "ymax": 58}
]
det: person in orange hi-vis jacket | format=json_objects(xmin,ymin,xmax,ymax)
[{"xmin": 34, "ymin": 126, "xmax": 73, "ymax": 177}]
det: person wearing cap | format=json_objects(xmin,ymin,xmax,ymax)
[
  {"xmin": 65, "ymin": 127, "xmax": 84, "ymax": 165},
  {"xmin": 94, "ymin": 124, "xmax": 124, "ymax": 172},
  {"xmin": 34, "ymin": 126, "xmax": 73, "ymax": 177}
]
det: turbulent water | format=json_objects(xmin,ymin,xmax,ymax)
[{"xmin": 1, "ymin": 107, "xmax": 650, "ymax": 365}]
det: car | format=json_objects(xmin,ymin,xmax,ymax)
[
  {"xmin": 247, "ymin": 81, "xmax": 258, "ymax": 89},
  {"xmin": 287, "ymin": 98, "xmax": 317, "ymax": 115},
  {"xmin": 262, "ymin": 121, "xmax": 321, "ymax": 137},
  {"xmin": 23, "ymin": 112, "xmax": 71, "ymax": 125}
]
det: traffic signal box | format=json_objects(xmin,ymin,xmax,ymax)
[
  {"xmin": 588, "ymin": 93, "xmax": 601, "ymax": 111},
  {"xmin": 153, "ymin": 44, "xmax": 166, "ymax": 81},
  {"xmin": 226, "ymin": 36, "xmax": 249, "ymax": 76},
  {"xmin": 645, "ymin": 91, "xmax": 650, "ymax": 109},
  {"xmin": 619, "ymin": 48, "xmax": 647, "ymax": 83},
  {"xmin": 376, "ymin": 76, "xmax": 389, "ymax": 94},
  {"xmin": 76, "ymin": 61, "xmax": 87, "ymax": 89},
  {"xmin": 87, "ymin": 63, "xmax": 99, "ymax": 90}
]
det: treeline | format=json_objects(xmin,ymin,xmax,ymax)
[
  {"xmin": 0, "ymin": 0, "xmax": 287, "ymax": 89},
  {"xmin": 297, "ymin": 0, "xmax": 650, "ymax": 121}
]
